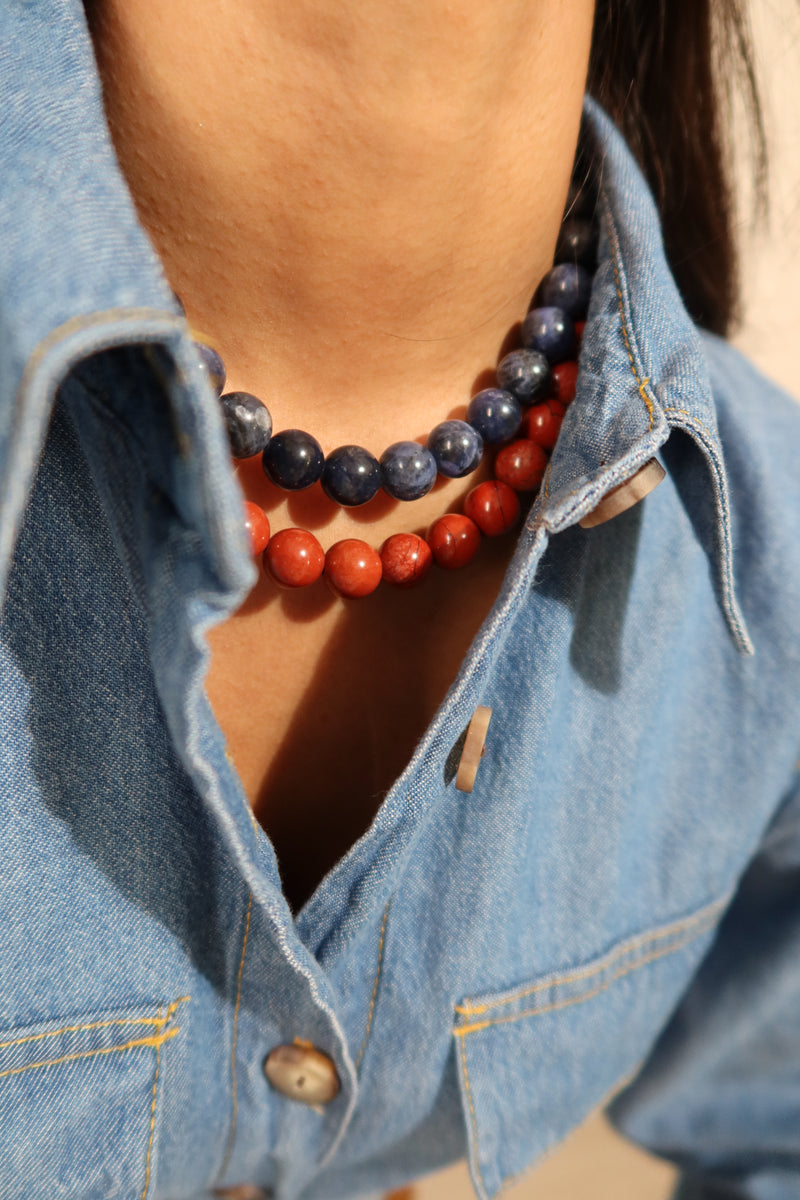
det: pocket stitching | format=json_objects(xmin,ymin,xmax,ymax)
[
  {"xmin": 0, "ymin": 996, "xmax": 187, "ymax": 1052},
  {"xmin": 455, "ymin": 902, "xmax": 727, "ymax": 1200},
  {"xmin": 455, "ymin": 893, "xmax": 730, "ymax": 1020},
  {"xmin": 0, "ymin": 1027, "xmax": 181, "ymax": 1082}
]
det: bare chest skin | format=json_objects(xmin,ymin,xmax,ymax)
[{"xmin": 205, "ymin": 519, "xmax": 514, "ymax": 913}]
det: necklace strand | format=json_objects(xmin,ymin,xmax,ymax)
[{"xmin": 187, "ymin": 182, "xmax": 597, "ymax": 597}]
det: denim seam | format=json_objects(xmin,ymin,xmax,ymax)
[
  {"xmin": 0, "ymin": 999, "xmax": 187, "ymax": 1051},
  {"xmin": 455, "ymin": 896, "xmax": 728, "ymax": 1017},
  {"xmin": 355, "ymin": 902, "xmax": 390, "ymax": 1074},
  {"xmin": 455, "ymin": 911, "xmax": 722, "ymax": 1038},
  {"xmin": 218, "ymin": 891, "xmax": 254, "ymax": 1180},
  {"xmin": 140, "ymin": 1005, "xmax": 163, "ymax": 1200},
  {"xmin": 660, "ymin": 408, "xmax": 753, "ymax": 654},
  {"xmin": 541, "ymin": 199, "xmax": 655, "ymax": 509},
  {"xmin": 0, "ymin": 1029, "xmax": 180, "ymax": 1081},
  {"xmin": 459, "ymin": 1025, "xmax": 489, "ymax": 1200},
  {"xmin": 604, "ymin": 208, "xmax": 655, "ymax": 427},
  {"xmin": 661, "ymin": 407, "xmax": 715, "ymax": 440}
]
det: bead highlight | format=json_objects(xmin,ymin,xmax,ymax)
[
  {"xmin": 325, "ymin": 539, "xmax": 383, "ymax": 598},
  {"xmin": 264, "ymin": 528, "xmax": 325, "ymax": 588}
]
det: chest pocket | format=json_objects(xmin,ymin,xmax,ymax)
[
  {"xmin": 453, "ymin": 896, "xmax": 729, "ymax": 1200},
  {"xmin": 0, "ymin": 998, "xmax": 186, "ymax": 1200}
]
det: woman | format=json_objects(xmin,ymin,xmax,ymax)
[{"xmin": 1, "ymin": 2, "xmax": 799, "ymax": 1198}]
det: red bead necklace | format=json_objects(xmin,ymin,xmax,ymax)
[
  {"xmin": 187, "ymin": 170, "xmax": 595, "ymax": 598},
  {"xmin": 236, "ymin": 347, "xmax": 581, "ymax": 599}
]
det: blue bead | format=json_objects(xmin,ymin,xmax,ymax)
[
  {"xmin": 537, "ymin": 263, "xmax": 592, "ymax": 319},
  {"xmin": 193, "ymin": 341, "xmax": 226, "ymax": 395},
  {"xmin": 466, "ymin": 388, "xmax": 522, "ymax": 444},
  {"xmin": 262, "ymin": 429, "xmax": 324, "ymax": 490},
  {"xmin": 220, "ymin": 391, "xmax": 273, "ymax": 458},
  {"xmin": 495, "ymin": 352, "xmax": 551, "ymax": 405},
  {"xmin": 555, "ymin": 218, "xmax": 598, "ymax": 271},
  {"xmin": 380, "ymin": 441, "xmax": 437, "ymax": 501},
  {"xmin": 521, "ymin": 306, "xmax": 575, "ymax": 364},
  {"xmin": 427, "ymin": 420, "xmax": 483, "ymax": 479},
  {"xmin": 321, "ymin": 445, "xmax": 381, "ymax": 506}
]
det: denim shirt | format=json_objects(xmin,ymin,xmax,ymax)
[{"xmin": 3, "ymin": 5, "xmax": 800, "ymax": 1200}]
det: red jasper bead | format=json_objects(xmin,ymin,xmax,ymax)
[
  {"xmin": 524, "ymin": 399, "xmax": 567, "ymax": 450},
  {"xmin": 574, "ymin": 320, "xmax": 586, "ymax": 349},
  {"xmin": 325, "ymin": 539, "xmax": 383, "ymax": 598},
  {"xmin": 244, "ymin": 501, "xmax": 270, "ymax": 556},
  {"xmin": 464, "ymin": 480, "xmax": 521, "ymax": 537},
  {"xmin": 263, "ymin": 528, "xmax": 325, "ymax": 588},
  {"xmin": 380, "ymin": 532, "xmax": 433, "ymax": 588},
  {"xmin": 427, "ymin": 513, "xmax": 481, "ymax": 569},
  {"xmin": 549, "ymin": 361, "xmax": 579, "ymax": 406},
  {"xmin": 494, "ymin": 439, "xmax": 548, "ymax": 492}
]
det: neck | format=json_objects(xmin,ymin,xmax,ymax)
[{"xmin": 86, "ymin": 0, "xmax": 594, "ymax": 446}]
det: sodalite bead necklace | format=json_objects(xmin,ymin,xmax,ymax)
[{"xmin": 190, "ymin": 184, "xmax": 598, "ymax": 598}]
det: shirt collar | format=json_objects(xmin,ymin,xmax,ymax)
[
  {"xmin": 538, "ymin": 98, "xmax": 751, "ymax": 653},
  {"xmin": 0, "ymin": 1, "xmax": 749, "ymax": 651}
]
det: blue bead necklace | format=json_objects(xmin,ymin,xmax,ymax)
[{"xmin": 191, "ymin": 198, "xmax": 597, "ymax": 509}]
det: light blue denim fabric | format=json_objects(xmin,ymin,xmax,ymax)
[{"xmin": 2, "ymin": 4, "xmax": 800, "ymax": 1200}]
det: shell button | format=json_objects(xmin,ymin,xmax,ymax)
[{"xmin": 263, "ymin": 1041, "xmax": 340, "ymax": 1105}]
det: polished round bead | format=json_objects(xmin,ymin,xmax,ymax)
[
  {"xmin": 427, "ymin": 420, "xmax": 483, "ymax": 479},
  {"xmin": 193, "ymin": 341, "xmax": 226, "ymax": 395},
  {"xmin": 325, "ymin": 539, "xmax": 383, "ymax": 598},
  {"xmin": 524, "ymin": 399, "xmax": 567, "ymax": 451},
  {"xmin": 243, "ymin": 502, "xmax": 270, "ymax": 556},
  {"xmin": 466, "ymin": 388, "xmax": 522, "ymax": 444},
  {"xmin": 496, "ymin": 350, "xmax": 551, "ymax": 405},
  {"xmin": 427, "ymin": 513, "xmax": 481, "ymax": 569},
  {"xmin": 537, "ymin": 264, "xmax": 592, "ymax": 320},
  {"xmin": 380, "ymin": 533, "xmax": 433, "ymax": 588},
  {"xmin": 549, "ymin": 361, "xmax": 579, "ymax": 406},
  {"xmin": 221, "ymin": 392, "xmax": 273, "ymax": 459},
  {"xmin": 321, "ymin": 445, "xmax": 381, "ymax": 506},
  {"xmin": 263, "ymin": 528, "xmax": 325, "ymax": 588},
  {"xmin": 574, "ymin": 320, "xmax": 586, "ymax": 350},
  {"xmin": 494, "ymin": 439, "xmax": 548, "ymax": 492},
  {"xmin": 463, "ymin": 480, "xmax": 521, "ymax": 537},
  {"xmin": 263, "ymin": 429, "xmax": 324, "ymax": 490},
  {"xmin": 380, "ymin": 441, "xmax": 437, "ymax": 501},
  {"xmin": 521, "ymin": 306, "xmax": 575, "ymax": 364},
  {"xmin": 555, "ymin": 217, "xmax": 598, "ymax": 271}
]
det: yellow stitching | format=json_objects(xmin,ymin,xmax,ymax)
[
  {"xmin": 455, "ymin": 923, "xmax": 710, "ymax": 1037},
  {"xmin": 356, "ymin": 903, "xmax": 390, "ymax": 1073},
  {"xmin": 218, "ymin": 892, "xmax": 253, "ymax": 1179},
  {"xmin": 605, "ymin": 213, "xmax": 654, "ymax": 427},
  {"xmin": 141, "ymin": 1007, "xmax": 163, "ymax": 1200},
  {"xmin": 539, "ymin": 214, "xmax": 654, "ymax": 517},
  {"xmin": 458, "ymin": 1024, "xmax": 489, "ymax": 1198},
  {"xmin": 0, "ymin": 1029, "xmax": 179, "ymax": 1081},
  {"xmin": 0, "ymin": 997, "xmax": 189, "ymax": 1052},
  {"xmin": 456, "ymin": 897, "xmax": 727, "ymax": 1016},
  {"xmin": 662, "ymin": 407, "xmax": 716, "ymax": 441}
]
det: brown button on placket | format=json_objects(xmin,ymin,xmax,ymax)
[
  {"xmin": 213, "ymin": 1186, "xmax": 272, "ymax": 1200},
  {"xmin": 263, "ymin": 1039, "xmax": 340, "ymax": 1107}
]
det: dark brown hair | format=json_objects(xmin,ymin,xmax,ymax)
[{"xmin": 588, "ymin": 0, "xmax": 765, "ymax": 335}]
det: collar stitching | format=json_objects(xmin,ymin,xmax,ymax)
[
  {"xmin": 602, "ymin": 208, "xmax": 656, "ymax": 429},
  {"xmin": 542, "ymin": 200, "xmax": 657, "ymax": 508}
]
